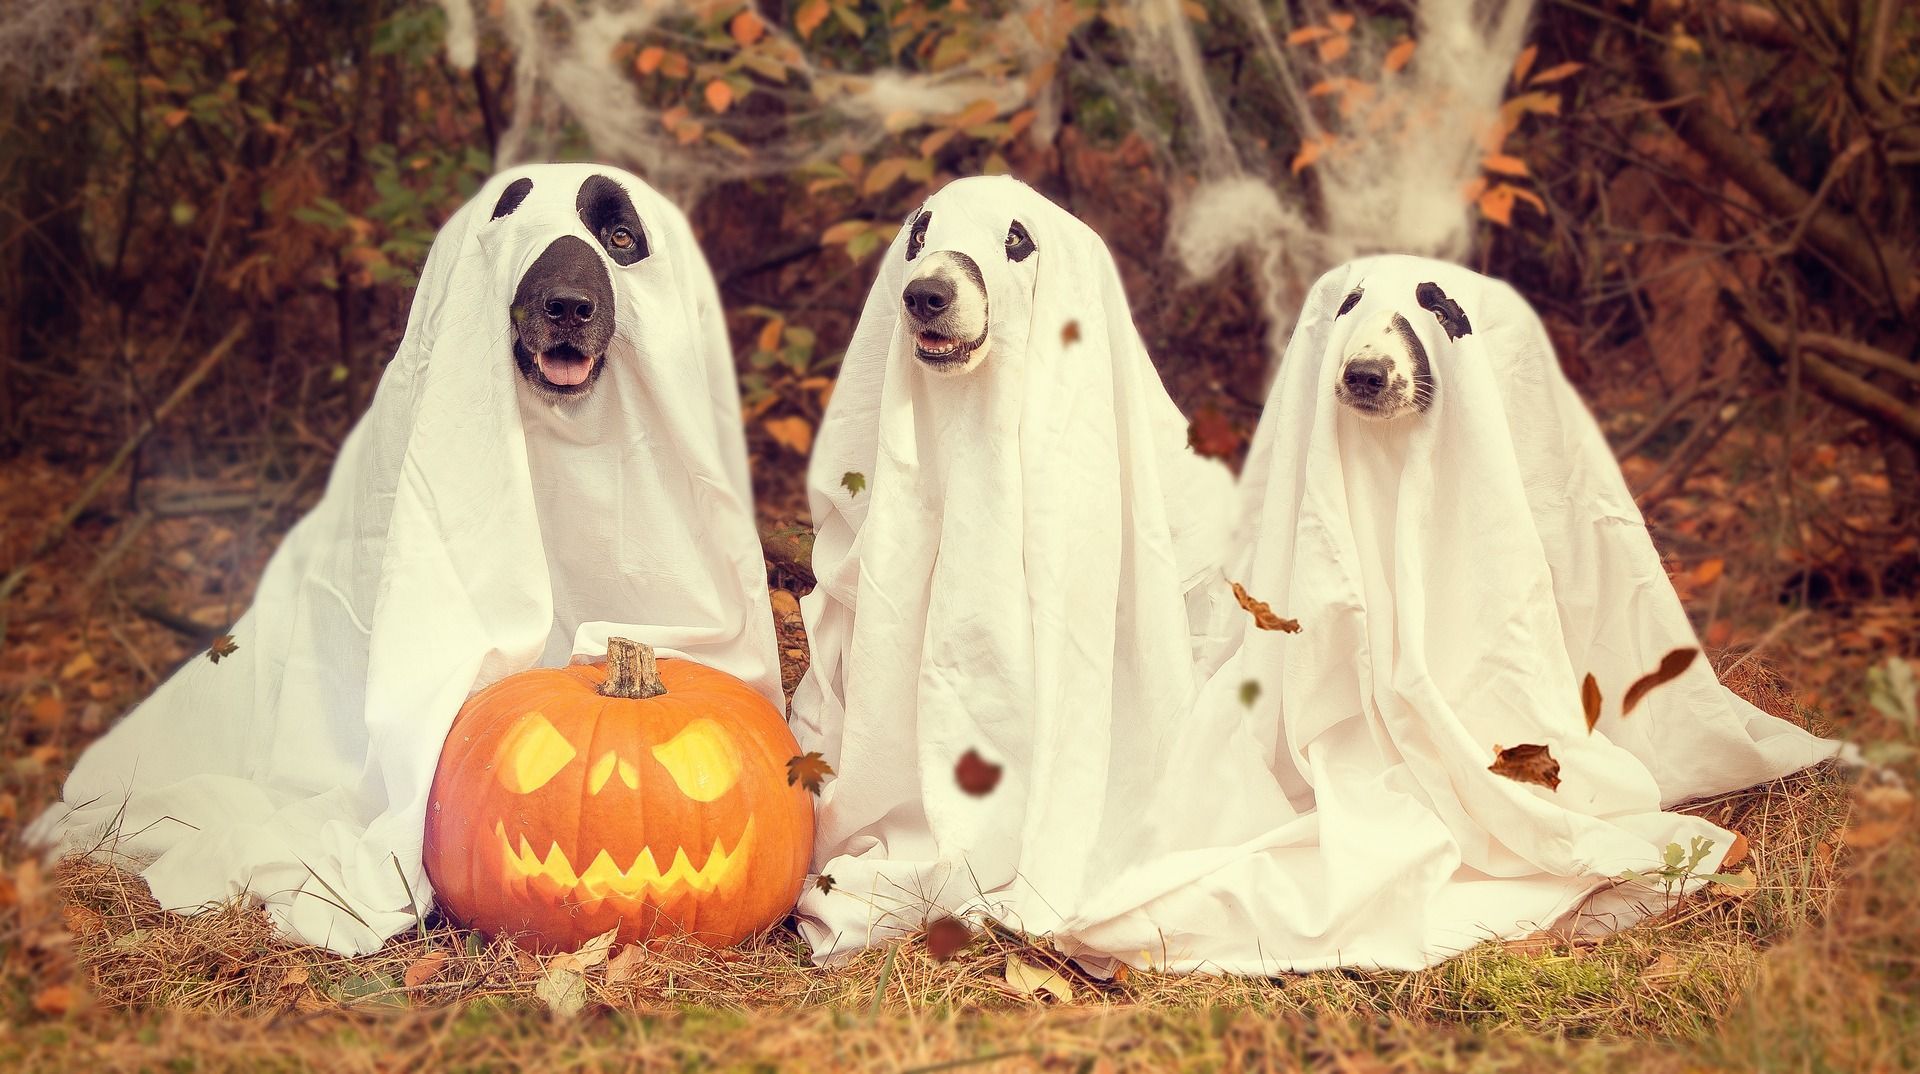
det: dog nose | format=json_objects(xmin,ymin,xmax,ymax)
[
  {"xmin": 1342, "ymin": 359, "xmax": 1389, "ymax": 398},
  {"xmin": 543, "ymin": 290, "xmax": 596, "ymax": 326},
  {"xmin": 902, "ymin": 276, "xmax": 955, "ymax": 323}
]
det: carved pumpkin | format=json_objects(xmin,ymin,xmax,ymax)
[{"xmin": 424, "ymin": 638, "xmax": 813, "ymax": 950}]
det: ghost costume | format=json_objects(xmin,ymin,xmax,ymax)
[
  {"xmin": 29, "ymin": 164, "xmax": 779, "ymax": 956},
  {"xmin": 791, "ymin": 177, "xmax": 1234, "ymax": 961},
  {"xmin": 1056, "ymin": 256, "xmax": 1837, "ymax": 973}
]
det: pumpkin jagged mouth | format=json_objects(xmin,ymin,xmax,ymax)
[{"xmin": 494, "ymin": 817, "xmax": 756, "ymax": 902}]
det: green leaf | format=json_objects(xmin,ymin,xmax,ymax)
[
  {"xmin": 841, "ymin": 471, "xmax": 866, "ymax": 497},
  {"xmin": 1239, "ymin": 680, "xmax": 1261, "ymax": 708}
]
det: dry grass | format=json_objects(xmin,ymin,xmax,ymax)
[{"xmin": 4, "ymin": 663, "xmax": 1902, "ymax": 1073}]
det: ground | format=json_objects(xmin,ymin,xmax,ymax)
[{"xmin": 0, "ymin": 365, "xmax": 1915, "ymax": 1071}]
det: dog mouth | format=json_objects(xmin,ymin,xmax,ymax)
[
  {"xmin": 515, "ymin": 339, "xmax": 605, "ymax": 396},
  {"xmin": 913, "ymin": 328, "xmax": 987, "ymax": 369}
]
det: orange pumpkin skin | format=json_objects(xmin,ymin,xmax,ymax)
[{"xmin": 423, "ymin": 648, "xmax": 813, "ymax": 951}]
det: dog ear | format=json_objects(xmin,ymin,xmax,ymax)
[
  {"xmin": 1415, "ymin": 282, "xmax": 1472, "ymax": 341},
  {"xmin": 491, "ymin": 177, "xmax": 533, "ymax": 220},
  {"xmin": 1335, "ymin": 287, "xmax": 1364, "ymax": 318}
]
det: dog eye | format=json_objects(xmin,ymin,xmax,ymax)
[
  {"xmin": 1005, "ymin": 220, "xmax": 1035, "ymax": 263},
  {"xmin": 905, "ymin": 212, "xmax": 930, "ymax": 261},
  {"xmin": 609, "ymin": 227, "xmax": 634, "ymax": 250}
]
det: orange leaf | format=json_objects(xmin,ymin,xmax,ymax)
[
  {"xmin": 660, "ymin": 50, "xmax": 691, "ymax": 79},
  {"xmin": 32, "ymin": 985, "xmax": 76, "ymax": 1016},
  {"xmin": 1290, "ymin": 137, "xmax": 1328, "ymax": 174},
  {"xmin": 1510, "ymin": 186, "xmax": 1546, "ymax": 215},
  {"xmin": 1307, "ymin": 79, "xmax": 1342, "ymax": 97},
  {"xmin": 1383, "ymin": 36, "xmax": 1415, "ymax": 74},
  {"xmin": 1511, "ymin": 43, "xmax": 1538, "ymax": 87},
  {"xmin": 1582, "ymin": 673, "xmax": 1602, "ymax": 733},
  {"xmin": 1621, "ymin": 648, "xmax": 1699, "ymax": 715},
  {"xmin": 1692, "ymin": 558, "xmax": 1725, "ymax": 585},
  {"xmin": 763, "ymin": 415, "xmax": 813, "ymax": 455},
  {"xmin": 920, "ymin": 127, "xmax": 958, "ymax": 157},
  {"xmin": 729, "ymin": 9, "xmax": 766, "ymax": 46},
  {"xmin": 952, "ymin": 98, "xmax": 999, "ymax": 128},
  {"xmin": 635, "ymin": 45, "xmax": 666, "ymax": 75},
  {"xmin": 1318, "ymin": 35, "xmax": 1351, "ymax": 62},
  {"xmin": 704, "ymin": 79, "xmax": 735, "ymax": 114},
  {"xmin": 162, "ymin": 108, "xmax": 190, "ymax": 128},
  {"xmin": 1287, "ymin": 26, "xmax": 1332, "ymax": 45},
  {"xmin": 1482, "ymin": 153, "xmax": 1529, "ymax": 177},
  {"xmin": 757, "ymin": 316, "xmax": 785, "ymax": 354},
  {"xmin": 795, "ymin": 0, "xmax": 830, "ymax": 39},
  {"xmin": 1503, "ymin": 91, "xmax": 1562, "ymax": 118},
  {"xmin": 1529, "ymin": 61, "xmax": 1583, "ymax": 85},
  {"xmin": 1477, "ymin": 184, "xmax": 1517, "ymax": 226},
  {"xmin": 1230, "ymin": 581, "xmax": 1302, "ymax": 633},
  {"xmin": 1489, "ymin": 743, "xmax": 1561, "ymax": 790},
  {"xmin": 1327, "ymin": 12, "xmax": 1355, "ymax": 32}
]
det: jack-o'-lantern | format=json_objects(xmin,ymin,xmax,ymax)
[{"xmin": 424, "ymin": 638, "xmax": 813, "ymax": 950}]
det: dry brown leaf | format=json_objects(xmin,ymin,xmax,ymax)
[
  {"xmin": 1489, "ymin": 743, "xmax": 1561, "ymax": 791},
  {"xmin": 1621, "ymin": 648, "xmax": 1699, "ymax": 715},
  {"xmin": 955, "ymin": 749, "xmax": 1003, "ymax": 796},
  {"xmin": 403, "ymin": 951, "xmax": 448, "ymax": 988},
  {"xmin": 1230, "ymin": 582, "xmax": 1302, "ymax": 633},
  {"xmin": 31, "ymin": 985, "xmax": 76, "ymax": 1016},
  {"xmin": 1005, "ymin": 954, "xmax": 1074, "ymax": 1002},
  {"xmin": 1187, "ymin": 407, "xmax": 1241, "ymax": 460},
  {"xmin": 813, "ymin": 873, "xmax": 836, "ymax": 895},
  {"xmin": 925, "ymin": 916, "xmax": 974, "ymax": 961},
  {"xmin": 1581, "ymin": 673, "xmax": 1602, "ymax": 733},
  {"xmin": 787, "ymin": 751, "xmax": 835, "ymax": 794},
  {"xmin": 605, "ymin": 944, "xmax": 644, "ymax": 986},
  {"xmin": 1720, "ymin": 831, "xmax": 1751, "ymax": 870}
]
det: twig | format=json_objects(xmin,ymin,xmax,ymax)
[{"xmin": 0, "ymin": 319, "xmax": 250, "ymax": 638}]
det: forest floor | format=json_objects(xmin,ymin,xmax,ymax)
[{"xmin": 0, "ymin": 357, "xmax": 1915, "ymax": 1071}]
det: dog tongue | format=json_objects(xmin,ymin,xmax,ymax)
[{"xmin": 537, "ymin": 350, "xmax": 592, "ymax": 386}]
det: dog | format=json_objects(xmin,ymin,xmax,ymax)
[
  {"xmin": 500, "ymin": 173, "xmax": 650, "ymax": 397},
  {"xmin": 1332, "ymin": 279, "xmax": 1471, "ymax": 420},
  {"xmin": 896, "ymin": 205, "xmax": 1039, "ymax": 375}
]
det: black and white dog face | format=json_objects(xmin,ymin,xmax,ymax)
[
  {"xmin": 1331, "ymin": 280, "xmax": 1471, "ymax": 420},
  {"xmin": 897, "ymin": 196, "xmax": 1040, "ymax": 376},
  {"xmin": 490, "ymin": 172, "xmax": 651, "ymax": 399}
]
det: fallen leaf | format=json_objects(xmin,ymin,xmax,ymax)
[
  {"xmin": 1230, "ymin": 582, "xmax": 1302, "ymax": 633},
  {"xmin": 534, "ymin": 965, "xmax": 588, "ymax": 1018},
  {"xmin": 1529, "ymin": 60, "xmax": 1583, "ymax": 85},
  {"xmin": 1621, "ymin": 648, "xmax": 1699, "ymax": 715},
  {"xmin": 814, "ymin": 873, "xmax": 836, "ymax": 895},
  {"xmin": 787, "ymin": 751, "xmax": 835, "ymax": 794},
  {"xmin": 635, "ymin": 44, "xmax": 666, "ymax": 75},
  {"xmin": 954, "ymin": 749, "xmax": 1003, "ymax": 796},
  {"xmin": 1581, "ymin": 673, "xmax": 1602, "ymax": 733},
  {"xmin": 207, "ymin": 634, "xmax": 240, "ymax": 664},
  {"xmin": 403, "ymin": 951, "xmax": 448, "ymax": 988},
  {"xmin": 1187, "ymin": 407, "xmax": 1241, "ymax": 460},
  {"xmin": 32, "ymin": 985, "xmax": 77, "ymax": 1016},
  {"xmin": 704, "ymin": 79, "xmax": 735, "ymax": 114},
  {"xmin": 605, "ymin": 944, "xmax": 644, "ymax": 986},
  {"xmin": 1720, "ymin": 832, "xmax": 1751, "ymax": 870},
  {"xmin": 279, "ymin": 966, "xmax": 311, "ymax": 990},
  {"xmin": 1239, "ymin": 680, "xmax": 1261, "ymax": 708},
  {"xmin": 794, "ymin": 0, "xmax": 830, "ymax": 39},
  {"xmin": 841, "ymin": 471, "xmax": 866, "ymax": 497},
  {"xmin": 763, "ymin": 416, "xmax": 813, "ymax": 455},
  {"xmin": 1061, "ymin": 320, "xmax": 1081, "ymax": 344},
  {"xmin": 60, "ymin": 652, "xmax": 97, "ymax": 679},
  {"xmin": 61, "ymin": 904, "xmax": 105, "ymax": 938},
  {"xmin": 924, "ymin": 916, "xmax": 974, "ymax": 961},
  {"xmin": 1005, "ymin": 954, "xmax": 1074, "ymax": 1002},
  {"xmin": 1510, "ymin": 43, "xmax": 1538, "ymax": 87},
  {"xmin": 1692, "ymin": 558, "xmax": 1725, "ymax": 586},
  {"xmin": 1489, "ymin": 743, "xmax": 1562, "ymax": 791}
]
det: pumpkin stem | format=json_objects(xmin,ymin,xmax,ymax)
[{"xmin": 600, "ymin": 637, "xmax": 667, "ymax": 700}]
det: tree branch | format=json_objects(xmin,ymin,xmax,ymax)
[{"xmin": 1723, "ymin": 290, "xmax": 1920, "ymax": 443}]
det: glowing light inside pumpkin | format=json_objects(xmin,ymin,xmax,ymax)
[
  {"xmin": 493, "ymin": 817, "xmax": 757, "ymax": 899},
  {"xmin": 494, "ymin": 711, "xmax": 576, "ymax": 793},
  {"xmin": 648, "ymin": 718, "xmax": 743, "ymax": 803}
]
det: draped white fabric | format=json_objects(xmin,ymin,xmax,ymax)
[
  {"xmin": 790, "ymin": 177, "xmax": 1234, "ymax": 962},
  {"xmin": 28, "ymin": 164, "xmax": 779, "ymax": 956},
  {"xmin": 1056, "ymin": 255, "xmax": 1837, "ymax": 973}
]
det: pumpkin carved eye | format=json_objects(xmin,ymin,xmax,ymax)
[{"xmin": 494, "ymin": 711, "xmax": 576, "ymax": 794}]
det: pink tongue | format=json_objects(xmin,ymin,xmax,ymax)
[{"xmin": 537, "ymin": 351, "xmax": 592, "ymax": 386}]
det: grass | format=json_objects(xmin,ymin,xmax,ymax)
[{"xmin": 5, "ymin": 663, "xmax": 1905, "ymax": 1072}]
